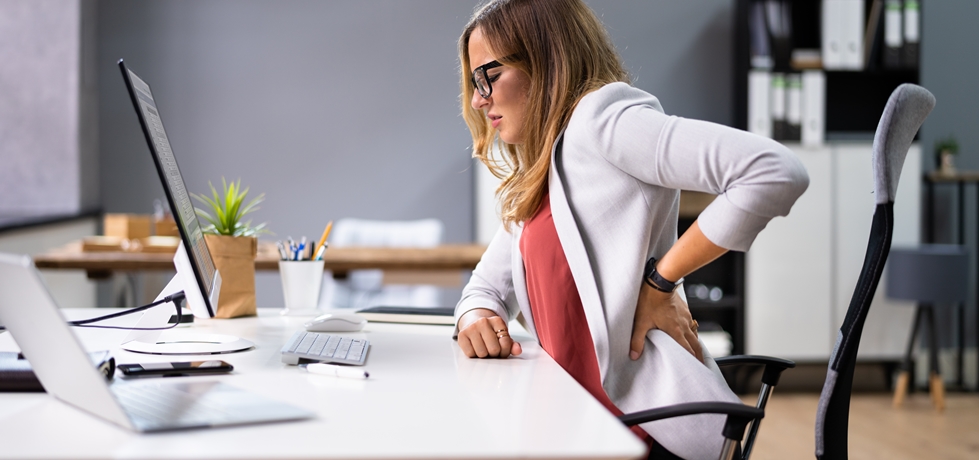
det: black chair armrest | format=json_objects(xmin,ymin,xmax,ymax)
[
  {"xmin": 715, "ymin": 355, "xmax": 796, "ymax": 386},
  {"xmin": 619, "ymin": 402, "xmax": 764, "ymax": 442}
]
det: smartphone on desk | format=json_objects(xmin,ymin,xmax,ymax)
[{"xmin": 118, "ymin": 360, "xmax": 233, "ymax": 378}]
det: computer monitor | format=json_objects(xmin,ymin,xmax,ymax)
[
  {"xmin": 119, "ymin": 60, "xmax": 220, "ymax": 319},
  {"xmin": 117, "ymin": 59, "xmax": 252, "ymax": 354}
]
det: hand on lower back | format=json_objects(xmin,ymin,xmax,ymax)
[{"xmin": 630, "ymin": 283, "xmax": 703, "ymax": 363}]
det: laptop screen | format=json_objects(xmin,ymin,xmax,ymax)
[{"xmin": 119, "ymin": 61, "xmax": 217, "ymax": 316}]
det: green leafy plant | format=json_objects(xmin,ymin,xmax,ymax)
[
  {"xmin": 935, "ymin": 135, "xmax": 959, "ymax": 156},
  {"xmin": 192, "ymin": 178, "xmax": 270, "ymax": 237}
]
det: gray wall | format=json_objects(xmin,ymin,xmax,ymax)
[
  {"xmin": 920, "ymin": 1, "xmax": 979, "ymax": 350},
  {"xmin": 921, "ymin": 2, "xmax": 979, "ymax": 173},
  {"xmin": 98, "ymin": 0, "xmax": 476, "ymax": 242},
  {"xmin": 97, "ymin": 0, "xmax": 733, "ymax": 239},
  {"xmin": 588, "ymin": 1, "xmax": 733, "ymax": 125},
  {"xmin": 96, "ymin": 0, "xmax": 734, "ymax": 308}
]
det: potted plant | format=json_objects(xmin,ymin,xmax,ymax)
[
  {"xmin": 934, "ymin": 135, "xmax": 959, "ymax": 175},
  {"xmin": 192, "ymin": 178, "xmax": 269, "ymax": 318}
]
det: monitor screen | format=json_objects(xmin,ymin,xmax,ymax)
[{"xmin": 119, "ymin": 60, "xmax": 217, "ymax": 317}]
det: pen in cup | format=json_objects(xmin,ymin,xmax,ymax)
[
  {"xmin": 314, "ymin": 221, "xmax": 333, "ymax": 261},
  {"xmin": 277, "ymin": 221, "xmax": 333, "ymax": 261},
  {"xmin": 304, "ymin": 363, "xmax": 369, "ymax": 380}
]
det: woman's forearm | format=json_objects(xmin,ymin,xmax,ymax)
[{"xmin": 654, "ymin": 220, "xmax": 727, "ymax": 283}]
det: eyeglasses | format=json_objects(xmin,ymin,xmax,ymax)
[{"xmin": 471, "ymin": 60, "xmax": 504, "ymax": 99}]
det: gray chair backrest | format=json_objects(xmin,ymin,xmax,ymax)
[
  {"xmin": 873, "ymin": 84, "xmax": 938, "ymax": 204},
  {"xmin": 814, "ymin": 84, "xmax": 935, "ymax": 460}
]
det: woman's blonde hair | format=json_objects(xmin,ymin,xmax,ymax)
[{"xmin": 460, "ymin": 0, "xmax": 629, "ymax": 228}]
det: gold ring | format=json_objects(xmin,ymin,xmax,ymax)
[
  {"xmin": 497, "ymin": 331, "xmax": 509, "ymax": 339},
  {"xmin": 495, "ymin": 329, "xmax": 506, "ymax": 333},
  {"xmin": 692, "ymin": 320, "xmax": 699, "ymax": 331}
]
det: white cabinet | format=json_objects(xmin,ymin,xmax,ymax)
[
  {"xmin": 746, "ymin": 143, "xmax": 919, "ymax": 361},
  {"xmin": 746, "ymin": 145, "xmax": 834, "ymax": 360}
]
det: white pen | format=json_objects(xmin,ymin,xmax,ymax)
[{"xmin": 305, "ymin": 363, "xmax": 369, "ymax": 380}]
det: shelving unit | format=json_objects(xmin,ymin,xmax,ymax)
[{"xmin": 733, "ymin": 0, "xmax": 921, "ymax": 137}]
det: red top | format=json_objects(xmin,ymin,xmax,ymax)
[{"xmin": 520, "ymin": 193, "xmax": 651, "ymax": 444}]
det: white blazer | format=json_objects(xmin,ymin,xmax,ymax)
[{"xmin": 455, "ymin": 83, "xmax": 809, "ymax": 459}]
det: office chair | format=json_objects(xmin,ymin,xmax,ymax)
[
  {"xmin": 620, "ymin": 355, "xmax": 794, "ymax": 460},
  {"xmin": 814, "ymin": 84, "xmax": 934, "ymax": 459},
  {"xmin": 619, "ymin": 83, "xmax": 935, "ymax": 460}
]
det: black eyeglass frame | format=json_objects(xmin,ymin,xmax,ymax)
[{"xmin": 471, "ymin": 60, "xmax": 504, "ymax": 99}]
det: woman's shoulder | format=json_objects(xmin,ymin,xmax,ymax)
[
  {"xmin": 574, "ymin": 82, "xmax": 665, "ymax": 120},
  {"xmin": 565, "ymin": 82, "xmax": 666, "ymax": 143}
]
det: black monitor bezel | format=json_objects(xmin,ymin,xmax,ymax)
[{"xmin": 118, "ymin": 59, "xmax": 216, "ymax": 317}]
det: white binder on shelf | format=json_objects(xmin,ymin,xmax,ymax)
[
  {"xmin": 771, "ymin": 73, "xmax": 787, "ymax": 141},
  {"xmin": 821, "ymin": 0, "xmax": 843, "ymax": 70},
  {"xmin": 786, "ymin": 73, "xmax": 803, "ymax": 142},
  {"xmin": 840, "ymin": 0, "xmax": 866, "ymax": 70},
  {"xmin": 801, "ymin": 70, "xmax": 825, "ymax": 147},
  {"xmin": 823, "ymin": 0, "xmax": 866, "ymax": 70},
  {"xmin": 903, "ymin": 0, "xmax": 920, "ymax": 68},
  {"xmin": 883, "ymin": 0, "xmax": 903, "ymax": 68},
  {"xmin": 748, "ymin": 70, "xmax": 772, "ymax": 139}
]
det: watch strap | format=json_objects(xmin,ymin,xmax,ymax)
[{"xmin": 644, "ymin": 257, "xmax": 684, "ymax": 293}]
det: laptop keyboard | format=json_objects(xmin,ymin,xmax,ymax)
[
  {"xmin": 112, "ymin": 381, "xmax": 240, "ymax": 428},
  {"xmin": 111, "ymin": 380, "xmax": 314, "ymax": 431},
  {"xmin": 280, "ymin": 331, "xmax": 369, "ymax": 366}
]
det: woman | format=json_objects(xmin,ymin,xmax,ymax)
[{"xmin": 453, "ymin": 1, "xmax": 808, "ymax": 458}]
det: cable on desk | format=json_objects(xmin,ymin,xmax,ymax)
[{"xmin": 0, "ymin": 292, "xmax": 186, "ymax": 332}]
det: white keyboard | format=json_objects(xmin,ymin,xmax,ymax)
[{"xmin": 280, "ymin": 331, "xmax": 369, "ymax": 366}]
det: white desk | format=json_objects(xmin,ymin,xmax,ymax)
[{"xmin": 0, "ymin": 309, "xmax": 645, "ymax": 459}]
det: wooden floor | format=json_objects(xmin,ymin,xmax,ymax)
[{"xmin": 742, "ymin": 392, "xmax": 979, "ymax": 459}]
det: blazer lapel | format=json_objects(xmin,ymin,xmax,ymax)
[{"xmin": 547, "ymin": 134, "xmax": 612, "ymax": 381}]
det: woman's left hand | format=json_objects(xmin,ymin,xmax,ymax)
[{"xmin": 630, "ymin": 281, "xmax": 703, "ymax": 363}]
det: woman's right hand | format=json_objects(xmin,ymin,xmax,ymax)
[{"xmin": 457, "ymin": 308, "xmax": 523, "ymax": 358}]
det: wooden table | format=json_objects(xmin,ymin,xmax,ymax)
[{"xmin": 34, "ymin": 241, "xmax": 486, "ymax": 279}]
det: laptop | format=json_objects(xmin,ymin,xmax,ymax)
[{"xmin": 0, "ymin": 253, "xmax": 314, "ymax": 432}]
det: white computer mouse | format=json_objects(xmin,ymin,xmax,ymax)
[{"xmin": 304, "ymin": 313, "xmax": 367, "ymax": 332}]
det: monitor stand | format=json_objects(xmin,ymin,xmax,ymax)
[
  {"xmin": 121, "ymin": 331, "xmax": 254, "ymax": 354},
  {"xmin": 120, "ymin": 244, "xmax": 254, "ymax": 355}
]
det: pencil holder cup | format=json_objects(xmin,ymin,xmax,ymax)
[{"xmin": 278, "ymin": 260, "xmax": 324, "ymax": 315}]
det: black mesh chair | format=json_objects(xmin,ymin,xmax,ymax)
[
  {"xmin": 814, "ymin": 83, "xmax": 935, "ymax": 459},
  {"xmin": 618, "ymin": 83, "xmax": 935, "ymax": 460},
  {"xmin": 620, "ymin": 355, "xmax": 795, "ymax": 460}
]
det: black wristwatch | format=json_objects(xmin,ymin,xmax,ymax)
[{"xmin": 643, "ymin": 257, "xmax": 684, "ymax": 293}]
